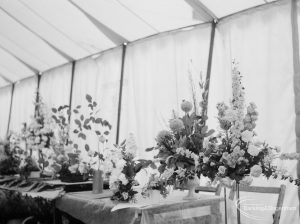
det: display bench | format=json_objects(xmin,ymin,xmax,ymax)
[{"xmin": 55, "ymin": 190, "xmax": 224, "ymax": 224}]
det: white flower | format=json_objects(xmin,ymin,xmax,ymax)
[
  {"xmin": 203, "ymin": 138, "xmax": 210, "ymax": 149},
  {"xmin": 218, "ymin": 166, "xmax": 226, "ymax": 175},
  {"xmin": 241, "ymin": 130, "xmax": 253, "ymax": 143},
  {"xmin": 126, "ymin": 133, "xmax": 138, "ymax": 157},
  {"xmin": 119, "ymin": 173, "xmax": 128, "ymax": 185},
  {"xmin": 175, "ymin": 167, "xmax": 186, "ymax": 178},
  {"xmin": 68, "ymin": 164, "xmax": 79, "ymax": 174},
  {"xmin": 78, "ymin": 162, "xmax": 88, "ymax": 174},
  {"xmin": 116, "ymin": 159, "xmax": 126, "ymax": 169},
  {"xmin": 250, "ymin": 165, "xmax": 262, "ymax": 177},
  {"xmin": 122, "ymin": 192, "xmax": 129, "ymax": 200},
  {"xmin": 203, "ymin": 157, "xmax": 209, "ymax": 163},
  {"xmin": 248, "ymin": 144, "xmax": 260, "ymax": 157}
]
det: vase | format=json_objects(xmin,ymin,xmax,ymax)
[
  {"xmin": 92, "ymin": 169, "xmax": 103, "ymax": 194},
  {"xmin": 183, "ymin": 176, "xmax": 200, "ymax": 200}
]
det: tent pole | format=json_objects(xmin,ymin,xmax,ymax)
[
  {"xmin": 291, "ymin": 0, "xmax": 300, "ymax": 215},
  {"xmin": 34, "ymin": 74, "xmax": 41, "ymax": 117},
  {"xmin": 68, "ymin": 61, "xmax": 76, "ymax": 122},
  {"xmin": 6, "ymin": 83, "xmax": 15, "ymax": 136},
  {"xmin": 116, "ymin": 43, "xmax": 127, "ymax": 144},
  {"xmin": 202, "ymin": 21, "xmax": 216, "ymax": 122}
]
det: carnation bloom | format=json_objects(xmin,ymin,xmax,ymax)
[
  {"xmin": 250, "ymin": 165, "xmax": 262, "ymax": 177},
  {"xmin": 218, "ymin": 166, "xmax": 226, "ymax": 175},
  {"xmin": 156, "ymin": 130, "xmax": 172, "ymax": 145},
  {"xmin": 181, "ymin": 100, "xmax": 193, "ymax": 113},
  {"xmin": 169, "ymin": 119, "xmax": 184, "ymax": 132}
]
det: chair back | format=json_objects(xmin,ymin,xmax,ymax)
[{"xmin": 229, "ymin": 184, "xmax": 286, "ymax": 224}]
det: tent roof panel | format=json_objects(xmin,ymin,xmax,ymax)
[{"xmin": 0, "ymin": 0, "xmax": 280, "ymax": 87}]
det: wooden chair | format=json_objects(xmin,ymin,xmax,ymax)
[{"xmin": 229, "ymin": 184, "xmax": 286, "ymax": 224}]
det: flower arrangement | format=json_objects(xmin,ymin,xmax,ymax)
[
  {"xmin": 146, "ymin": 75, "xmax": 214, "ymax": 186},
  {"xmin": 24, "ymin": 95, "xmax": 55, "ymax": 172},
  {"xmin": 199, "ymin": 63, "xmax": 300, "ymax": 186},
  {"xmin": 0, "ymin": 139, "xmax": 20, "ymax": 175},
  {"xmin": 109, "ymin": 134, "xmax": 154, "ymax": 202}
]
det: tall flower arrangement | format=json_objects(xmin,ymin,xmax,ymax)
[
  {"xmin": 147, "ymin": 75, "xmax": 214, "ymax": 186},
  {"xmin": 199, "ymin": 63, "xmax": 300, "ymax": 186}
]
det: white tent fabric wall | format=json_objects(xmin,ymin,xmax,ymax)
[
  {"xmin": 93, "ymin": 46, "xmax": 122, "ymax": 144},
  {"xmin": 208, "ymin": 1, "xmax": 299, "ymax": 223},
  {"xmin": 9, "ymin": 76, "xmax": 37, "ymax": 132},
  {"xmin": 119, "ymin": 23, "xmax": 211, "ymax": 159},
  {"xmin": 0, "ymin": 85, "xmax": 12, "ymax": 138},
  {"xmin": 39, "ymin": 63, "xmax": 72, "ymax": 108},
  {"xmin": 69, "ymin": 47, "xmax": 122, "ymax": 159}
]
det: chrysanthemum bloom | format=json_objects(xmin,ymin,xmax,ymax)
[
  {"xmin": 169, "ymin": 118, "xmax": 184, "ymax": 132},
  {"xmin": 250, "ymin": 165, "xmax": 262, "ymax": 177},
  {"xmin": 156, "ymin": 130, "xmax": 172, "ymax": 144},
  {"xmin": 181, "ymin": 100, "xmax": 193, "ymax": 113}
]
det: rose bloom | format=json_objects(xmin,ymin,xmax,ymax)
[
  {"xmin": 169, "ymin": 119, "xmax": 184, "ymax": 132},
  {"xmin": 250, "ymin": 165, "xmax": 262, "ymax": 177},
  {"xmin": 181, "ymin": 100, "xmax": 193, "ymax": 113}
]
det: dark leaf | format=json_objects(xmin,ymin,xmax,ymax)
[
  {"xmin": 76, "ymin": 105, "xmax": 81, "ymax": 109},
  {"xmin": 93, "ymin": 101, "xmax": 97, "ymax": 107},
  {"xmin": 73, "ymin": 109, "xmax": 79, "ymax": 114},
  {"xmin": 67, "ymin": 109, "xmax": 71, "ymax": 116},
  {"xmin": 95, "ymin": 118, "xmax": 102, "ymax": 124},
  {"xmin": 73, "ymin": 129, "xmax": 79, "ymax": 134},
  {"xmin": 75, "ymin": 119, "xmax": 81, "ymax": 127},
  {"xmin": 104, "ymin": 131, "xmax": 110, "ymax": 135},
  {"xmin": 51, "ymin": 108, "xmax": 57, "ymax": 113},
  {"xmin": 145, "ymin": 147, "xmax": 155, "ymax": 152},
  {"xmin": 95, "ymin": 131, "xmax": 101, "ymax": 136},
  {"xmin": 74, "ymin": 144, "xmax": 78, "ymax": 149},
  {"xmin": 86, "ymin": 94, "xmax": 92, "ymax": 103},
  {"xmin": 80, "ymin": 115, "xmax": 84, "ymax": 121},
  {"xmin": 78, "ymin": 133, "xmax": 86, "ymax": 140},
  {"xmin": 85, "ymin": 144, "xmax": 90, "ymax": 152}
]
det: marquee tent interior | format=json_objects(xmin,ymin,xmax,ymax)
[{"xmin": 0, "ymin": 0, "xmax": 300, "ymax": 223}]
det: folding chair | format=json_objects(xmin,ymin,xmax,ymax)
[{"xmin": 229, "ymin": 184, "xmax": 286, "ymax": 224}]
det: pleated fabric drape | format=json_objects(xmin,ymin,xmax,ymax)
[
  {"xmin": 0, "ymin": 85, "xmax": 12, "ymax": 138},
  {"xmin": 9, "ymin": 77, "xmax": 37, "ymax": 132}
]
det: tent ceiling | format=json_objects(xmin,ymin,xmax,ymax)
[{"xmin": 0, "ymin": 0, "xmax": 277, "ymax": 87}]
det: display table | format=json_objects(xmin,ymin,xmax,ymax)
[
  {"xmin": 55, "ymin": 190, "xmax": 224, "ymax": 224},
  {"xmin": 0, "ymin": 176, "xmax": 93, "ymax": 199}
]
